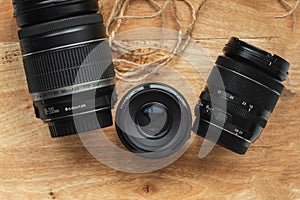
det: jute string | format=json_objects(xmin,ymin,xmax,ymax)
[
  {"xmin": 276, "ymin": 0, "xmax": 300, "ymax": 31},
  {"xmin": 100, "ymin": 0, "xmax": 207, "ymax": 82},
  {"xmin": 99, "ymin": 0, "xmax": 298, "ymax": 82}
]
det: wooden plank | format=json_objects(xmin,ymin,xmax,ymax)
[{"xmin": 0, "ymin": 0, "xmax": 299, "ymax": 200}]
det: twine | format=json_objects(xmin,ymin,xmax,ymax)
[
  {"xmin": 100, "ymin": 0, "xmax": 298, "ymax": 82},
  {"xmin": 276, "ymin": 0, "xmax": 300, "ymax": 31},
  {"xmin": 100, "ymin": 0, "xmax": 207, "ymax": 82}
]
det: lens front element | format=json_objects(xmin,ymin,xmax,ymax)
[{"xmin": 136, "ymin": 103, "xmax": 170, "ymax": 139}]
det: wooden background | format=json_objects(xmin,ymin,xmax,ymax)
[{"xmin": 0, "ymin": 0, "xmax": 299, "ymax": 199}]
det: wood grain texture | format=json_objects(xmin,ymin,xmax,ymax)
[{"xmin": 0, "ymin": 0, "xmax": 299, "ymax": 200}]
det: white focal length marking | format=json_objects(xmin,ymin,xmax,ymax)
[
  {"xmin": 44, "ymin": 107, "xmax": 60, "ymax": 116},
  {"xmin": 65, "ymin": 104, "xmax": 87, "ymax": 112}
]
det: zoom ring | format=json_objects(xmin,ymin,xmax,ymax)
[{"xmin": 23, "ymin": 40, "xmax": 115, "ymax": 93}]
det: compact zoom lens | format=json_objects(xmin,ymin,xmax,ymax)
[
  {"xmin": 13, "ymin": 0, "xmax": 115, "ymax": 137},
  {"xmin": 193, "ymin": 37, "xmax": 290, "ymax": 154},
  {"xmin": 115, "ymin": 83, "xmax": 192, "ymax": 159}
]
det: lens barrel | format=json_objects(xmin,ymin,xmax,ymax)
[
  {"xmin": 193, "ymin": 37, "xmax": 290, "ymax": 154},
  {"xmin": 116, "ymin": 83, "xmax": 192, "ymax": 159},
  {"xmin": 13, "ymin": 0, "xmax": 115, "ymax": 137}
]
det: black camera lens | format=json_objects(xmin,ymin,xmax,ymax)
[
  {"xmin": 193, "ymin": 37, "xmax": 290, "ymax": 154},
  {"xmin": 13, "ymin": 0, "xmax": 115, "ymax": 137},
  {"xmin": 115, "ymin": 83, "xmax": 192, "ymax": 159}
]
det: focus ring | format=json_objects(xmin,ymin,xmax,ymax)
[{"xmin": 23, "ymin": 41, "xmax": 115, "ymax": 93}]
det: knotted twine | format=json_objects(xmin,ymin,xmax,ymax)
[
  {"xmin": 99, "ymin": 0, "xmax": 298, "ymax": 82},
  {"xmin": 276, "ymin": 0, "xmax": 300, "ymax": 31},
  {"xmin": 100, "ymin": 0, "xmax": 207, "ymax": 82}
]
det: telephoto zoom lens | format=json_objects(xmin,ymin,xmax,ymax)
[
  {"xmin": 13, "ymin": 0, "xmax": 115, "ymax": 137},
  {"xmin": 193, "ymin": 37, "xmax": 290, "ymax": 154},
  {"xmin": 115, "ymin": 83, "xmax": 192, "ymax": 159}
]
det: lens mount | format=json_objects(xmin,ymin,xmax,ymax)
[{"xmin": 115, "ymin": 83, "xmax": 192, "ymax": 159}]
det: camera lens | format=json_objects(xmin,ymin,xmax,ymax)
[
  {"xmin": 115, "ymin": 83, "xmax": 192, "ymax": 159},
  {"xmin": 193, "ymin": 37, "xmax": 290, "ymax": 154},
  {"xmin": 13, "ymin": 0, "xmax": 115, "ymax": 137}
]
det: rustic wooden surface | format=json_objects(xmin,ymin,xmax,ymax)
[{"xmin": 0, "ymin": 0, "xmax": 299, "ymax": 199}]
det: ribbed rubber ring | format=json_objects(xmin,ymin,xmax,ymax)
[{"xmin": 23, "ymin": 40, "xmax": 115, "ymax": 93}]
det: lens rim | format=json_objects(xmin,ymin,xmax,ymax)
[
  {"xmin": 13, "ymin": 0, "xmax": 99, "ymax": 27},
  {"xmin": 115, "ymin": 83, "xmax": 192, "ymax": 159},
  {"xmin": 224, "ymin": 37, "xmax": 290, "ymax": 81}
]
